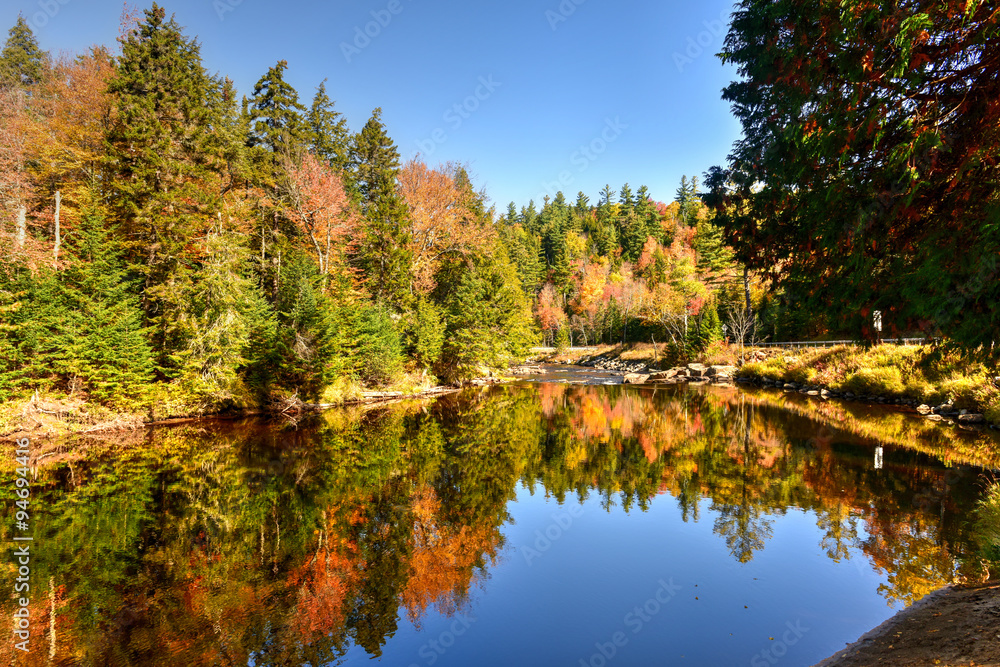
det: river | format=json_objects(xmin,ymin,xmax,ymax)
[{"xmin": 2, "ymin": 366, "xmax": 998, "ymax": 666}]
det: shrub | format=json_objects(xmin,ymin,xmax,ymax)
[
  {"xmin": 355, "ymin": 306, "xmax": 404, "ymax": 386},
  {"xmin": 975, "ymin": 484, "xmax": 1000, "ymax": 564},
  {"xmin": 841, "ymin": 367, "xmax": 906, "ymax": 396}
]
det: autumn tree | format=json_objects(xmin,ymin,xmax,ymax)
[
  {"xmin": 281, "ymin": 152, "xmax": 356, "ymax": 280},
  {"xmin": 706, "ymin": 0, "xmax": 1000, "ymax": 347},
  {"xmin": 399, "ymin": 160, "xmax": 490, "ymax": 294}
]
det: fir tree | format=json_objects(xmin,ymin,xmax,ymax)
[
  {"xmin": 105, "ymin": 3, "xmax": 224, "ymax": 368},
  {"xmin": 247, "ymin": 60, "xmax": 306, "ymax": 154},
  {"xmin": 29, "ymin": 213, "xmax": 154, "ymax": 403},
  {"xmin": 306, "ymin": 80, "xmax": 350, "ymax": 171},
  {"xmin": 0, "ymin": 15, "xmax": 44, "ymax": 88},
  {"xmin": 350, "ymin": 107, "xmax": 413, "ymax": 306}
]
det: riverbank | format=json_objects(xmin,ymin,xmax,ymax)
[
  {"xmin": 0, "ymin": 375, "xmax": 503, "ymax": 442},
  {"xmin": 813, "ymin": 581, "xmax": 1000, "ymax": 667},
  {"xmin": 533, "ymin": 343, "xmax": 1000, "ymax": 430}
]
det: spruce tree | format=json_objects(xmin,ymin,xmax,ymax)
[
  {"xmin": 0, "ymin": 15, "xmax": 44, "ymax": 88},
  {"xmin": 105, "ymin": 3, "xmax": 223, "ymax": 368},
  {"xmin": 247, "ymin": 60, "xmax": 306, "ymax": 154},
  {"xmin": 29, "ymin": 214, "xmax": 154, "ymax": 404},
  {"xmin": 349, "ymin": 108, "xmax": 413, "ymax": 307},
  {"xmin": 306, "ymin": 80, "xmax": 350, "ymax": 171}
]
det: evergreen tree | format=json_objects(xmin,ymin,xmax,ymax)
[
  {"xmin": 306, "ymin": 79, "xmax": 350, "ymax": 171},
  {"xmin": 619, "ymin": 183, "xmax": 635, "ymax": 211},
  {"xmin": 105, "ymin": 3, "xmax": 224, "ymax": 368},
  {"xmin": 355, "ymin": 304, "xmax": 403, "ymax": 385},
  {"xmin": 404, "ymin": 297, "xmax": 445, "ymax": 372},
  {"xmin": 27, "ymin": 214, "xmax": 154, "ymax": 403},
  {"xmin": 350, "ymin": 108, "xmax": 413, "ymax": 306},
  {"xmin": 675, "ymin": 175, "xmax": 700, "ymax": 226},
  {"xmin": 440, "ymin": 246, "xmax": 535, "ymax": 381},
  {"xmin": 0, "ymin": 15, "xmax": 44, "ymax": 88},
  {"xmin": 635, "ymin": 185, "xmax": 661, "ymax": 240},
  {"xmin": 599, "ymin": 184, "xmax": 616, "ymax": 207}
]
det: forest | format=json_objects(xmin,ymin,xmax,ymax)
[
  {"xmin": 0, "ymin": 5, "xmax": 762, "ymax": 417},
  {"xmin": 1, "ymin": 1, "xmax": 997, "ymax": 419}
]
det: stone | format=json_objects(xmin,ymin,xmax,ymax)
[
  {"xmin": 807, "ymin": 390, "xmax": 820, "ymax": 396},
  {"xmin": 926, "ymin": 414, "xmax": 943, "ymax": 421},
  {"xmin": 706, "ymin": 365, "xmax": 737, "ymax": 377},
  {"xmin": 648, "ymin": 369, "xmax": 680, "ymax": 381},
  {"xmin": 958, "ymin": 414, "xmax": 985, "ymax": 424},
  {"xmin": 783, "ymin": 383, "xmax": 797, "ymax": 390},
  {"xmin": 623, "ymin": 373, "xmax": 650, "ymax": 385},
  {"xmin": 687, "ymin": 363, "xmax": 709, "ymax": 377}
]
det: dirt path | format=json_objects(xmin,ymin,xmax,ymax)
[{"xmin": 814, "ymin": 582, "xmax": 1000, "ymax": 667}]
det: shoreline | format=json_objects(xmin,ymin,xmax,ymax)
[
  {"xmin": 812, "ymin": 581, "xmax": 1000, "ymax": 667},
  {"xmin": 0, "ymin": 380, "xmax": 499, "ymax": 442}
]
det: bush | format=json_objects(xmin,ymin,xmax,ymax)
[
  {"xmin": 975, "ymin": 484, "xmax": 1000, "ymax": 563},
  {"xmin": 355, "ymin": 306, "xmax": 404, "ymax": 386},
  {"xmin": 555, "ymin": 326, "xmax": 571, "ymax": 353},
  {"xmin": 841, "ymin": 366, "xmax": 906, "ymax": 396}
]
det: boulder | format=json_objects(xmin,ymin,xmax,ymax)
[
  {"xmin": 687, "ymin": 363, "xmax": 709, "ymax": 377},
  {"xmin": 706, "ymin": 365, "xmax": 737, "ymax": 378},
  {"xmin": 623, "ymin": 373, "xmax": 650, "ymax": 385},
  {"xmin": 649, "ymin": 369, "xmax": 680, "ymax": 381},
  {"xmin": 958, "ymin": 413, "xmax": 986, "ymax": 424}
]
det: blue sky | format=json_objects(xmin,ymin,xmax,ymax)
[{"xmin": 3, "ymin": 0, "xmax": 742, "ymax": 210}]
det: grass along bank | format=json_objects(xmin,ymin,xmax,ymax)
[
  {"xmin": 737, "ymin": 344, "xmax": 1000, "ymax": 427},
  {"xmin": 534, "ymin": 342, "xmax": 1000, "ymax": 429}
]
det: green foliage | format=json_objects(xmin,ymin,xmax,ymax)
[
  {"xmin": 707, "ymin": 0, "xmax": 1000, "ymax": 348},
  {"xmin": 355, "ymin": 305, "xmax": 404, "ymax": 386},
  {"xmin": 689, "ymin": 302, "xmax": 723, "ymax": 351},
  {"xmin": 975, "ymin": 484, "xmax": 1000, "ymax": 564},
  {"xmin": 306, "ymin": 80, "xmax": 350, "ymax": 171},
  {"xmin": 439, "ymin": 247, "xmax": 536, "ymax": 381},
  {"xmin": 247, "ymin": 60, "xmax": 306, "ymax": 156},
  {"xmin": 0, "ymin": 14, "xmax": 44, "ymax": 88},
  {"xmin": 555, "ymin": 325, "xmax": 571, "ymax": 353},
  {"xmin": 842, "ymin": 367, "xmax": 907, "ymax": 397},
  {"xmin": 163, "ymin": 231, "xmax": 274, "ymax": 405},
  {"xmin": 351, "ymin": 108, "xmax": 413, "ymax": 307},
  {"xmin": 404, "ymin": 298, "xmax": 445, "ymax": 371},
  {"xmin": 17, "ymin": 214, "xmax": 154, "ymax": 404}
]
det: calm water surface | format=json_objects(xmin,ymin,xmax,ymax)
[{"xmin": 3, "ymin": 371, "xmax": 998, "ymax": 666}]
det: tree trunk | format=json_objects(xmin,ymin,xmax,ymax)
[
  {"xmin": 53, "ymin": 191, "xmax": 61, "ymax": 262},
  {"xmin": 16, "ymin": 204, "xmax": 26, "ymax": 248},
  {"xmin": 743, "ymin": 266, "xmax": 752, "ymax": 315}
]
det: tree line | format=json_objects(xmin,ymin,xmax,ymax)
[{"xmin": 0, "ymin": 5, "xmax": 535, "ymax": 412}]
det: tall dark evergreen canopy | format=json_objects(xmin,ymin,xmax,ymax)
[
  {"xmin": 0, "ymin": 15, "xmax": 45, "ymax": 88},
  {"xmin": 104, "ymin": 3, "xmax": 225, "ymax": 365},
  {"xmin": 306, "ymin": 80, "xmax": 350, "ymax": 171},
  {"xmin": 247, "ymin": 60, "xmax": 306, "ymax": 156},
  {"xmin": 350, "ymin": 108, "xmax": 413, "ymax": 306}
]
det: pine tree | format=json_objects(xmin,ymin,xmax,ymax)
[
  {"xmin": 676, "ymin": 175, "xmax": 701, "ymax": 227},
  {"xmin": 619, "ymin": 183, "xmax": 635, "ymax": 211},
  {"xmin": 350, "ymin": 108, "xmax": 413, "ymax": 306},
  {"xmin": 0, "ymin": 15, "xmax": 45, "ymax": 88}
]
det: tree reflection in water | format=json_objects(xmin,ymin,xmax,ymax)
[{"xmin": 1, "ymin": 382, "xmax": 997, "ymax": 665}]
